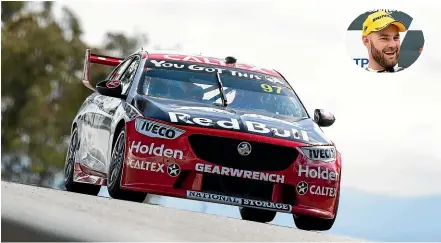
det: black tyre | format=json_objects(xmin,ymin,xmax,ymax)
[
  {"xmin": 239, "ymin": 207, "xmax": 277, "ymax": 223},
  {"xmin": 107, "ymin": 127, "xmax": 147, "ymax": 203},
  {"xmin": 64, "ymin": 127, "xmax": 101, "ymax": 195},
  {"xmin": 293, "ymin": 215, "xmax": 336, "ymax": 231},
  {"xmin": 293, "ymin": 201, "xmax": 339, "ymax": 231}
]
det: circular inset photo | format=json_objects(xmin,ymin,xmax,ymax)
[{"xmin": 345, "ymin": 9, "xmax": 425, "ymax": 73}]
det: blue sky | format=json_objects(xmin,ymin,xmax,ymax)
[{"xmin": 53, "ymin": 0, "xmax": 441, "ymax": 241}]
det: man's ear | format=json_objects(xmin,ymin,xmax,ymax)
[{"xmin": 362, "ymin": 35, "xmax": 370, "ymax": 48}]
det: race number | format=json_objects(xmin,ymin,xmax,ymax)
[{"xmin": 261, "ymin": 84, "xmax": 283, "ymax": 94}]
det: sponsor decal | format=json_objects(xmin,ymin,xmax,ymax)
[
  {"xmin": 367, "ymin": 9, "xmax": 397, "ymax": 14},
  {"xmin": 187, "ymin": 191, "xmax": 292, "ymax": 212},
  {"xmin": 260, "ymin": 83, "xmax": 288, "ymax": 94},
  {"xmin": 127, "ymin": 159, "xmax": 181, "ymax": 177},
  {"xmin": 229, "ymin": 70, "xmax": 285, "ymax": 85},
  {"xmin": 237, "ymin": 142, "xmax": 252, "ymax": 156},
  {"xmin": 157, "ymin": 54, "xmax": 281, "ymax": 77},
  {"xmin": 151, "ymin": 60, "xmax": 226, "ymax": 73},
  {"xmin": 261, "ymin": 76, "xmax": 285, "ymax": 85},
  {"xmin": 372, "ymin": 13, "xmax": 392, "ymax": 22},
  {"xmin": 106, "ymin": 80, "xmax": 120, "ymax": 88},
  {"xmin": 300, "ymin": 146, "xmax": 336, "ymax": 162},
  {"xmin": 296, "ymin": 181, "xmax": 337, "ymax": 197},
  {"xmin": 187, "ymin": 191, "xmax": 242, "ymax": 204},
  {"xmin": 195, "ymin": 163, "xmax": 285, "ymax": 183},
  {"xmin": 169, "ymin": 111, "xmax": 238, "ymax": 128},
  {"xmin": 167, "ymin": 163, "xmax": 180, "ymax": 177},
  {"xmin": 242, "ymin": 198, "xmax": 291, "ymax": 211},
  {"xmin": 242, "ymin": 113, "xmax": 302, "ymax": 127},
  {"xmin": 130, "ymin": 141, "xmax": 183, "ymax": 160},
  {"xmin": 168, "ymin": 111, "xmax": 309, "ymax": 142},
  {"xmin": 149, "ymin": 59, "xmax": 285, "ymax": 85},
  {"xmin": 310, "ymin": 184, "xmax": 337, "ymax": 197},
  {"xmin": 353, "ymin": 58, "xmax": 369, "ymax": 68},
  {"xmin": 135, "ymin": 118, "xmax": 185, "ymax": 140},
  {"xmin": 296, "ymin": 181, "xmax": 308, "ymax": 195},
  {"xmin": 297, "ymin": 164, "xmax": 339, "ymax": 182},
  {"xmin": 128, "ymin": 159, "xmax": 165, "ymax": 173}
]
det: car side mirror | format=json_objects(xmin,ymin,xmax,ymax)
[
  {"xmin": 314, "ymin": 109, "xmax": 335, "ymax": 127},
  {"xmin": 96, "ymin": 80, "xmax": 124, "ymax": 98}
]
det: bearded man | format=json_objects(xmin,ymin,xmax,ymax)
[{"xmin": 361, "ymin": 11, "xmax": 407, "ymax": 72}]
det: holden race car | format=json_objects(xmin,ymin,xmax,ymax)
[{"xmin": 63, "ymin": 48, "xmax": 342, "ymax": 231}]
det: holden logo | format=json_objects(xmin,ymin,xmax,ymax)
[{"xmin": 237, "ymin": 142, "xmax": 252, "ymax": 156}]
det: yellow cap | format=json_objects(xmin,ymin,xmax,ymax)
[{"xmin": 362, "ymin": 11, "xmax": 407, "ymax": 36}]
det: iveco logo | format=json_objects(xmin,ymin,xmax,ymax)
[{"xmin": 237, "ymin": 142, "xmax": 252, "ymax": 156}]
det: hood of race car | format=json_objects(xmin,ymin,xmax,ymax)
[{"xmin": 133, "ymin": 95, "xmax": 333, "ymax": 145}]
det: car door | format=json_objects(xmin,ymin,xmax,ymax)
[
  {"xmin": 89, "ymin": 57, "xmax": 134, "ymax": 173},
  {"xmin": 94, "ymin": 55, "xmax": 142, "ymax": 170},
  {"xmin": 77, "ymin": 93, "xmax": 101, "ymax": 170}
]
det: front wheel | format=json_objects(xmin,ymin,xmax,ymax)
[
  {"xmin": 107, "ymin": 127, "xmax": 147, "ymax": 203},
  {"xmin": 293, "ymin": 200, "xmax": 339, "ymax": 231},
  {"xmin": 239, "ymin": 207, "xmax": 277, "ymax": 223},
  {"xmin": 293, "ymin": 214, "xmax": 336, "ymax": 231},
  {"xmin": 64, "ymin": 127, "xmax": 101, "ymax": 195}
]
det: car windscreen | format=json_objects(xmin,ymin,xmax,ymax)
[{"xmin": 139, "ymin": 59, "xmax": 308, "ymax": 118}]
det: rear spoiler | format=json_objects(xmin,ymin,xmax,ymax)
[{"xmin": 82, "ymin": 49, "xmax": 124, "ymax": 90}]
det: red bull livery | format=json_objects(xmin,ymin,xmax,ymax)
[{"xmin": 63, "ymin": 48, "xmax": 342, "ymax": 231}]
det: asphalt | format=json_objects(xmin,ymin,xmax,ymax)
[{"xmin": 1, "ymin": 181, "xmax": 361, "ymax": 242}]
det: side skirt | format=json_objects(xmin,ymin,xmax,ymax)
[{"xmin": 73, "ymin": 162, "xmax": 108, "ymax": 186}]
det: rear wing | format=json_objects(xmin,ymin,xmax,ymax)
[{"xmin": 82, "ymin": 49, "xmax": 124, "ymax": 90}]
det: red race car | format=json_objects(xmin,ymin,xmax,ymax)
[{"xmin": 64, "ymin": 49, "xmax": 341, "ymax": 231}]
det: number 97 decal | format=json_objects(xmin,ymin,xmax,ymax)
[{"xmin": 261, "ymin": 84, "xmax": 283, "ymax": 94}]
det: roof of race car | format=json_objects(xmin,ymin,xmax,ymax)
[{"xmin": 145, "ymin": 52, "xmax": 283, "ymax": 78}]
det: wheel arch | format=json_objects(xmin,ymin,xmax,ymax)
[
  {"xmin": 112, "ymin": 119, "xmax": 127, "ymax": 153},
  {"xmin": 69, "ymin": 122, "xmax": 80, "ymax": 151},
  {"xmin": 71, "ymin": 122, "xmax": 78, "ymax": 132}
]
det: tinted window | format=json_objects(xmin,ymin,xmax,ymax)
[{"xmin": 140, "ymin": 59, "xmax": 308, "ymax": 118}]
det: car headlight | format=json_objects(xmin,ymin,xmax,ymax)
[{"xmin": 299, "ymin": 146, "xmax": 337, "ymax": 163}]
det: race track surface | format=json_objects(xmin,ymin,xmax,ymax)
[{"xmin": 1, "ymin": 181, "xmax": 360, "ymax": 241}]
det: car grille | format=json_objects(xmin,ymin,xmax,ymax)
[{"xmin": 188, "ymin": 134, "xmax": 298, "ymax": 171}]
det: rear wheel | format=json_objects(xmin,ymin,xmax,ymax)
[
  {"xmin": 64, "ymin": 127, "xmax": 101, "ymax": 195},
  {"xmin": 107, "ymin": 127, "xmax": 147, "ymax": 203},
  {"xmin": 239, "ymin": 207, "xmax": 277, "ymax": 223}
]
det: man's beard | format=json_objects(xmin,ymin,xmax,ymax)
[{"xmin": 370, "ymin": 42, "xmax": 400, "ymax": 69}]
